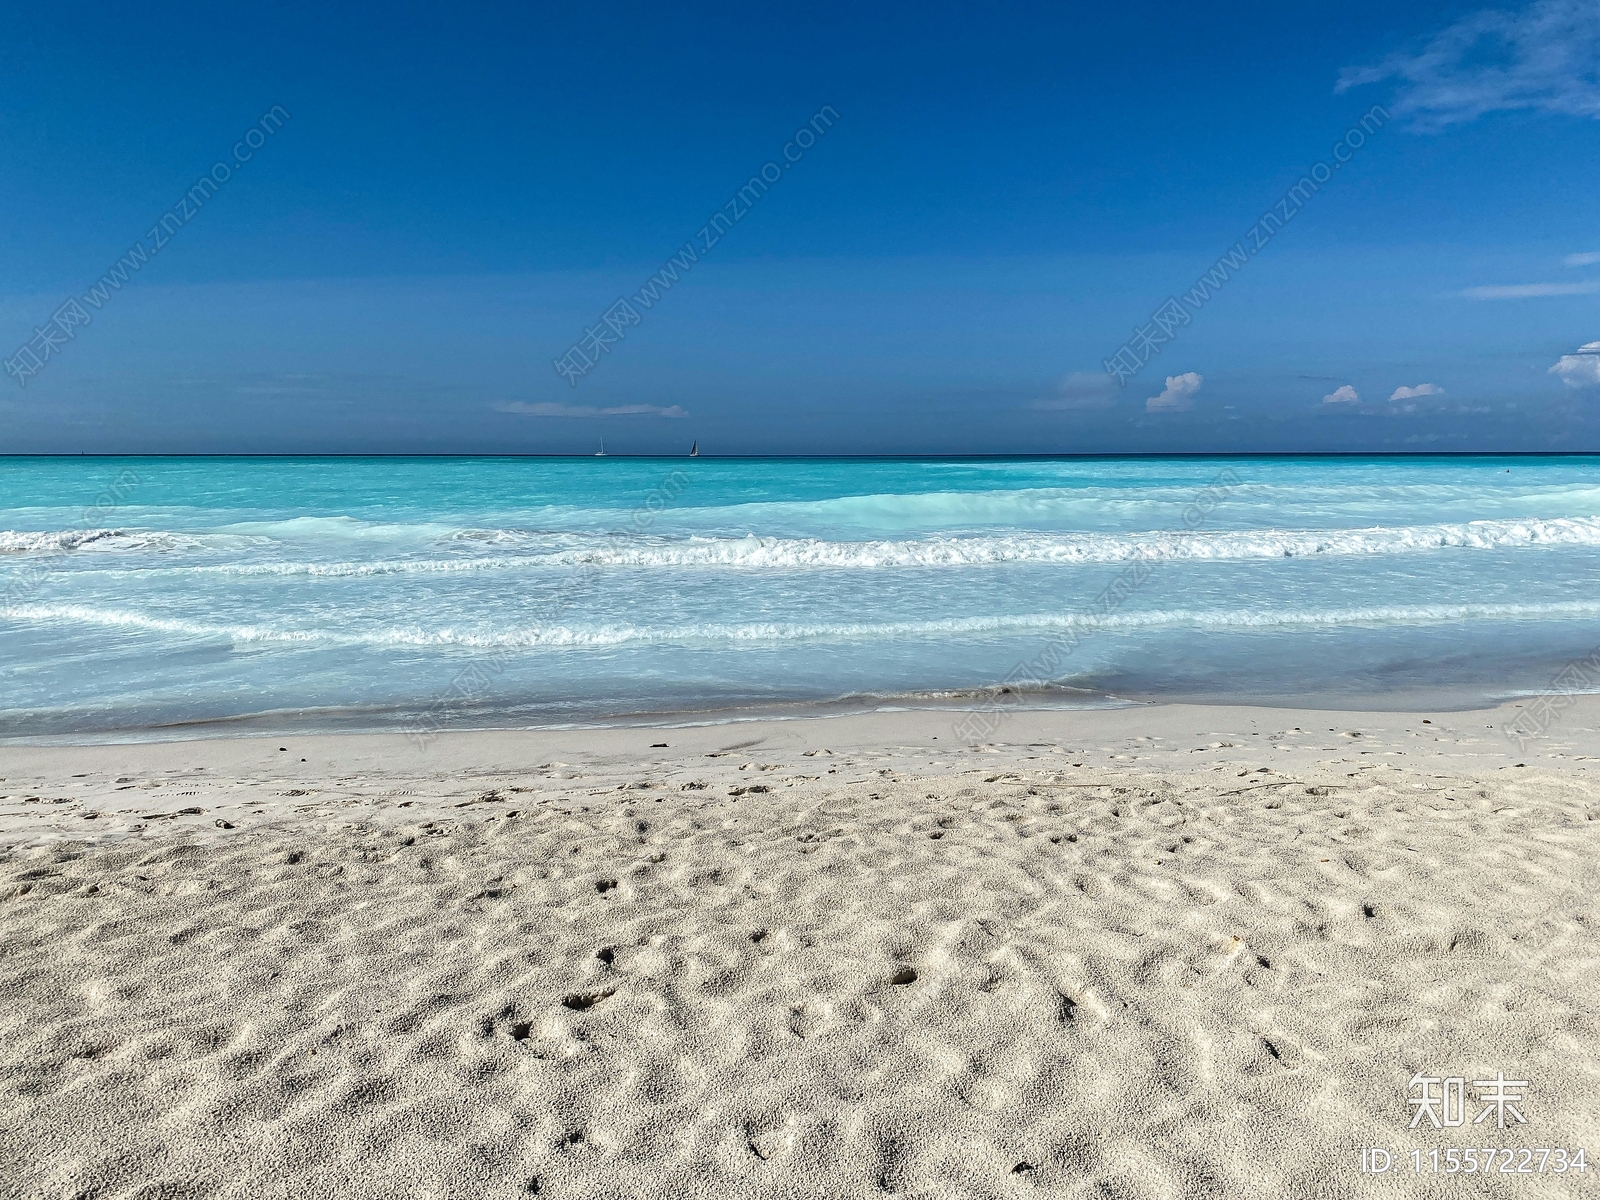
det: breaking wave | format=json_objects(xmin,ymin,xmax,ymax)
[
  {"xmin": 12, "ymin": 515, "xmax": 1600, "ymax": 575},
  {"xmin": 531, "ymin": 517, "xmax": 1600, "ymax": 569},
  {"xmin": 10, "ymin": 598, "xmax": 1600, "ymax": 650}
]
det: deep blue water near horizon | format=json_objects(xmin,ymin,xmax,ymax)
[{"xmin": 2, "ymin": 454, "xmax": 1597, "ymax": 739}]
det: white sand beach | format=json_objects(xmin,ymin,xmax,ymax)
[{"xmin": 3, "ymin": 700, "xmax": 1599, "ymax": 1198}]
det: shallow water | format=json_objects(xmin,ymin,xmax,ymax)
[{"xmin": 2, "ymin": 455, "xmax": 1595, "ymax": 737}]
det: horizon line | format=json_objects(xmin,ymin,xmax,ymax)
[{"xmin": 2, "ymin": 451, "xmax": 1597, "ymax": 461}]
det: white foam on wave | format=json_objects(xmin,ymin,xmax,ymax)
[
  {"xmin": 218, "ymin": 515, "xmax": 458, "ymax": 541},
  {"xmin": 544, "ymin": 517, "xmax": 1600, "ymax": 568},
  {"xmin": 10, "ymin": 598, "xmax": 1600, "ymax": 651},
  {"xmin": 36, "ymin": 514, "xmax": 1600, "ymax": 578},
  {"xmin": 0, "ymin": 529, "xmax": 205, "ymax": 554}
]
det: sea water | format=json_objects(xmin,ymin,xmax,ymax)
[{"xmin": 2, "ymin": 455, "xmax": 1596, "ymax": 738}]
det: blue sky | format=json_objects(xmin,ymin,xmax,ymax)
[{"xmin": 2, "ymin": 0, "xmax": 1598, "ymax": 453}]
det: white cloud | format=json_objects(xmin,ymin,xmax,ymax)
[
  {"xmin": 1390, "ymin": 383, "xmax": 1444, "ymax": 399},
  {"xmin": 1323, "ymin": 384, "xmax": 1361, "ymax": 404},
  {"xmin": 496, "ymin": 401, "xmax": 689, "ymax": 418},
  {"xmin": 1145, "ymin": 372, "xmax": 1202, "ymax": 412},
  {"xmin": 1461, "ymin": 281, "xmax": 1600, "ymax": 299},
  {"xmin": 1337, "ymin": 0, "xmax": 1600, "ymax": 130},
  {"xmin": 1566, "ymin": 251, "xmax": 1600, "ymax": 266},
  {"xmin": 1550, "ymin": 343, "xmax": 1600, "ymax": 387},
  {"xmin": 1035, "ymin": 371, "xmax": 1118, "ymax": 410}
]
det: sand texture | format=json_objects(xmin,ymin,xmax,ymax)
[{"xmin": 3, "ymin": 703, "xmax": 1599, "ymax": 1198}]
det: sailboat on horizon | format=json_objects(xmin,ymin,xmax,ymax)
[
  {"xmin": 595, "ymin": 439, "xmax": 606, "ymax": 457},
  {"xmin": 690, "ymin": 441, "xmax": 698, "ymax": 457}
]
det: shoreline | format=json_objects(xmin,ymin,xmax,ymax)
[
  {"xmin": 0, "ymin": 680, "xmax": 1566, "ymax": 750},
  {"xmin": 3, "ymin": 695, "xmax": 1595, "ymax": 849}
]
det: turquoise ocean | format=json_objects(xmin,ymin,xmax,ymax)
[{"xmin": 2, "ymin": 455, "xmax": 1596, "ymax": 739}]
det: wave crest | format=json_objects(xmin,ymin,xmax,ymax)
[
  {"xmin": 8, "ymin": 515, "xmax": 1600, "ymax": 573},
  {"xmin": 9, "ymin": 599, "xmax": 1600, "ymax": 651},
  {"xmin": 510, "ymin": 516, "xmax": 1600, "ymax": 570}
]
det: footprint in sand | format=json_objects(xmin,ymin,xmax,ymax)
[{"xmin": 562, "ymin": 987, "xmax": 616, "ymax": 1011}]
